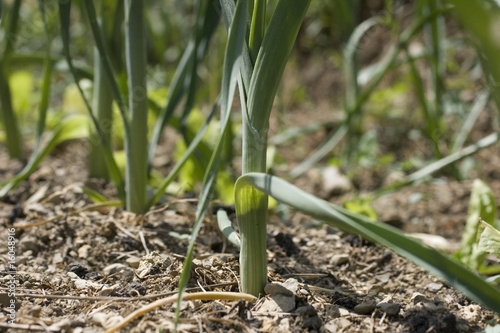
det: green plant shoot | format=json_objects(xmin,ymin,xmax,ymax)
[{"xmin": 457, "ymin": 179, "xmax": 498, "ymax": 269}]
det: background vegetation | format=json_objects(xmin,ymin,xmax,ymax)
[{"xmin": 2, "ymin": 0, "xmax": 500, "ymax": 322}]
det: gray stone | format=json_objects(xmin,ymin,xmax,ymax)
[
  {"xmin": 354, "ymin": 300, "xmax": 376, "ymax": 314},
  {"xmin": 378, "ymin": 302, "xmax": 401, "ymax": 315},
  {"xmin": 103, "ymin": 263, "xmax": 134, "ymax": 281}
]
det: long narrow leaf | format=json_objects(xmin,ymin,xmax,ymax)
[
  {"xmin": 148, "ymin": 2, "xmax": 219, "ymax": 167},
  {"xmin": 148, "ymin": 41, "xmax": 193, "ymax": 165},
  {"xmin": 344, "ymin": 17, "xmax": 378, "ymax": 113},
  {"xmin": 148, "ymin": 101, "xmax": 218, "ymax": 207},
  {"xmin": 0, "ymin": 0, "xmax": 23, "ymax": 158},
  {"xmin": 177, "ymin": 1, "xmax": 221, "ymax": 180},
  {"xmin": 124, "ymin": 0, "xmax": 148, "ymax": 213},
  {"xmin": 175, "ymin": 0, "xmax": 248, "ymax": 323},
  {"xmin": 81, "ymin": 0, "xmax": 130, "ymax": 132},
  {"xmin": 452, "ymin": 90, "xmax": 490, "ymax": 152},
  {"xmin": 248, "ymin": 0, "xmax": 265, "ymax": 63},
  {"xmin": 0, "ymin": 115, "xmax": 90, "ymax": 196},
  {"xmin": 405, "ymin": 47, "xmax": 443, "ymax": 158},
  {"xmin": 443, "ymin": 0, "xmax": 500, "ymax": 110},
  {"xmin": 373, "ymin": 132, "xmax": 500, "ymax": 198},
  {"xmin": 246, "ymin": 0, "xmax": 311, "ymax": 142},
  {"xmin": 33, "ymin": 0, "xmax": 53, "ymax": 154},
  {"xmin": 58, "ymin": 0, "xmax": 125, "ymax": 201},
  {"xmin": 236, "ymin": 172, "xmax": 500, "ymax": 313},
  {"xmin": 291, "ymin": 7, "xmax": 450, "ymax": 177}
]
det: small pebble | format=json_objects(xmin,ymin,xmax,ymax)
[
  {"xmin": 126, "ymin": 256, "xmax": 141, "ymax": 268},
  {"xmin": 18, "ymin": 236, "xmax": 40, "ymax": 254},
  {"xmin": 321, "ymin": 166, "xmax": 352, "ymax": 195},
  {"xmin": 378, "ymin": 302, "xmax": 401, "ymax": 315},
  {"xmin": 77, "ymin": 245, "xmax": 92, "ymax": 259},
  {"xmin": 411, "ymin": 292, "xmax": 430, "ymax": 304},
  {"xmin": 264, "ymin": 278, "xmax": 298, "ymax": 296},
  {"xmin": 354, "ymin": 300, "xmax": 376, "ymax": 314},
  {"xmin": 426, "ymin": 282, "xmax": 443, "ymax": 292},
  {"xmin": 329, "ymin": 254, "xmax": 349, "ymax": 266},
  {"xmin": 103, "ymin": 263, "xmax": 134, "ymax": 281}
]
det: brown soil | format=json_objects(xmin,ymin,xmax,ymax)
[{"xmin": 1, "ymin": 129, "xmax": 500, "ymax": 333}]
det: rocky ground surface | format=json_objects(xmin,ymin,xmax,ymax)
[{"xmin": 1, "ymin": 136, "xmax": 500, "ymax": 332}]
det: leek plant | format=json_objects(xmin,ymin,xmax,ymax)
[
  {"xmin": 123, "ymin": 0, "xmax": 148, "ymax": 213},
  {"xmin": 235, "ymin": 0, "xmax": 311, "ymax": 296},
  {"xmin": 0, "ymin": 0, "xmax": 67, "ymax": 197},
  {"xmin": 88, "ymin": 1, "xmax": 119, "ymax": 179},
  {"xmin": 291, "ymin": 3, "xmax": 451, "ymax": 177},
  {"xmin": 211, "ymin": 0, "xmax": 500, "ymax": 314},
  {"xmin": 185, "ymin": 0, "xmax": 311, "ymax": 297},
  {"xmin": 0, "ymin": 0, "xmax": 23, "ymax": 158},
  {"xmin": 56, "ymin": 0, "xmax": 219, "ymax": 213},
  {"xmin": 444, "ymin": 0, "xmax": 500, "ymax": 110}
]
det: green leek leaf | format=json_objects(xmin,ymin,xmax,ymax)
[
  {"xmin": 236, "ymin": 172, "xmax": 500, "ymax": 313},
  {"xmin": 175, "ymin": 0, "xmax": 248, "ymax": 324},
  {"xmin": 59, "ymin": 0, "xmax": 125, "ymax": 202}
]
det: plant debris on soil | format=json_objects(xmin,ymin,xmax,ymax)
[{"xmin": 1, "ymin": 139, "xmax": 500, "ymax": 333}]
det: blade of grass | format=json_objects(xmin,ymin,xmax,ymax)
[
  {"xmin": 374, "ymin": 132, "xmax": 500, "ymax": 197},
  {"xmin": 236, "ymin": 172, "xmax": 500, "ymax": 313},
  {"xmin": 406, "ymin": 132, "xmax": 499, "ymax": 183},
  {"xmin": 148, "ymin": 41, "xmax": 193, "ymax": 166},
  {"xmin": 269, "ymin": 120, "xmax": 336, "ymax": 146},
  {"xmin": 179, "ymin": 1, "xmax": 207, "ymax": 130},
  {"xmin": 177, "ymin": 1, "xmax": 221, "ymax": 181}
]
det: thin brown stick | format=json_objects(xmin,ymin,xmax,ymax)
[{"xmin": 105, "ymin": 291, "xmax": 257, "ymax": 333}]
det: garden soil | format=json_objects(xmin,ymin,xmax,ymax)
[{"xmin": 2, "ymin": 122, "xmax": 500, "ymax": 333}]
